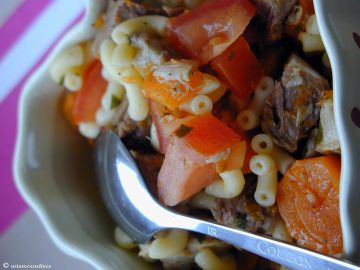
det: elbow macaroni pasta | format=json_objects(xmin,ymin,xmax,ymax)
[
  {"xmin": 100, "ymin": 39, "xmax": 149, "ymax": 121},
  {"xmin": 205, "ymin": 169, "xmax": 245, "ymax": 199},
  {"xmin": 250, "ymin": 154, "xmax": 277, "ymax": 176},
  {"xmin": 251, "ymin": 134, "xmax": 295, "ymax": 175},
  {"xmin": 95, "ymin": 107, "xmax": 113, "ymax": 126},
  {"xmin": 299, "ymin": 15, "xmax": 324, "ymax": 53},
  {"xmin": 63, "ymin": 71, "xmax": 82, "ymax": 91},
  {"xmin": 101, "ymin": 81, "xmax": 126, "ymax": 111},
  {"xmin": 111, "ymin": 42, "xmax": 137, "ymax": 68},
  {"xmin": 237, "ymin": 76, "xmax": 274, "ymax": 130},
  {"xmin": 148, "ymin": 229, "xmax": 188, "ymax": 259},
  {"xmin": 251, "ymin": 134, "xmax": 274, "ymax": 155},
  {"xmin": 194, "ymin": 248, "xmax": 236, "ymax": 270},
  {"xmin": 190, "ymin": 95, "xmax": 213, "ymax": 115},
  {"xmin": 254, "ymin": 169, "xmax": 278, "ymax": 207},
  {"xmin": 50, "ymin": 45, "xmax": 84, "ymax": 83},
  {"xmin": 269, "ymin": 145, "xmax": 295, "ymax": 175},
  {"xmin": 78, "ymin": 122, "xmax": 100, "ymax": 139}
]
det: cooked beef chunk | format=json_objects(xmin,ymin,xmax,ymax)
[
  {"xmin": 210, "ymin": 175, "xmax": 277, "ymax": 233},
  {"xmin": 130, "ymin": 32, "xmax": 171, "ymax": 77},
  {"xmin": 113, "ymin": 97, "xmax": 153, "ymax": 151},
  {"xmin": 134, "ymin": 152, "xmax": 164, "ymax": 198},
  {"xmin": 92, "ymin": 0, "xmax": 165, "ymax": 57},
  {"xmin": 255, "ymin": 0, "xmax": 297, "ymax": 42},
  {"xmin": 262, "ymin": 54, "xmax": 330, "ymax": 153}
]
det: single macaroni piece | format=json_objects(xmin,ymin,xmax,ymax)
[
  {"xmin": 148, "ymin": 229, "xmax": 188, "ymax": 259},
  {"xmin": 78, "ymin": 122, "xmax": 100, "ymax": 139},
  {"xmin": 251, "ymin": 135, "xmax": 294, "ymax": 175},
  {"xmin": 63, "ymin": 71, "xmax": 82, "ymax": 92},
  {"xmin": 272, "ymin": 217, "xmax": 293, "ymax": 243},
  {"xmin": 250, "ymin": 154, "xmax": 277, "ymax": 176},
  {"xmin": 112, "ymin": 16, "xmax": 169, "ymax": 44},
  {"xmin": 120, "ymin": 66, "xmax": 149, "ymax": 121},
  {"xmin": 306, "ymin": 14, "xmax": 320, "ymax": 35},
  {"xmin": 236, "ymin": 110, "xmax": 258, "ymax": 131},
  {"xmin": 150, "ymin": 123, "xmax": 160, "ymax": 151},
  {"xmin": 194, "ymin": 248, "xmax": 236, "ymax": 270},
  {"xmin": 269, "ymin": 145, "xmax": 295, "ymax": 175},
  {"xmin": 237, "ymin": 76, "xmax": 274, "ymax": 130},
  {"xmin": 299, "ymin": 32, "xmax": 325, "ymax": 53},
  {"xmin": 251, "ymin": 134, "xmax": 274, "ymax": 154},
  {"xmin": 100, "ymin": 39, "xmax": 124, "ymax": 84},
  {"xmin": 95, "ymin": 107, "xmax": 114, "ymax": 126},
  {"xmin": 189, "ymin": 191, "xmax": 217, "ymax": 210},
  {"xmin": 111, "ymin": 42, "xmax": 137, "ymax": 68},
  {"xmin": 50, "ymin": 45, "xmax": 84, "ymax": 83},
  {"xmin": 114, "ymin": 227, "xmax": 137, "ymax": 250},
  {"xmin": 101, "ymin": 81, "xmax": 125, "ymax": 111},
  {"xmin": 254, "ymin": 169, "xmax": 278, "ymax": 207},
  {"xmin": 205, "ymin": 170, "xmax": 245, "ymax": 199},
  {"xmin": 190, "ymin": 95, "xmax": 213, "ymax": 115}
]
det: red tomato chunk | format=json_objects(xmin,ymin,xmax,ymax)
[
  {"xmin": 166, "ymin": 0, "xmax": 256, "ymax": 64},
  {"xmin": 158, "ymin": 114, "xmax": 246, "ymax": 206},
  {"xmin": 211, "ymin": 36, "xmax": 264, "ymax": 100},
  {"xmin": 72, "ymin": 60, "xmax": 107, "ymax": 124}
]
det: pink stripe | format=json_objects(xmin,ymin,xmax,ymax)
[
  {"xmin": 0, "ymin": 10, "xmax": 85, "ymax": 235},
  {"xmin": 0, "ymin": 0, "xmax": 52, "ymax": 60}
]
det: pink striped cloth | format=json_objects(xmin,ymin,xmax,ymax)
[{"xmin": 0, "ymin": 0, "xmax": 86, "ymax": 235}]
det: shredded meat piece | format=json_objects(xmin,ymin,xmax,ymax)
[
  {"xmin": 255, "ymin": 0, "xmax": 297, "ymax": 42},
  {"xmin": 134, "ymin": 152, "xmax": 164, "ymax": 198},
  {"xmin": 262, "ymin": 54, "xmax": 330, "ymax": 153},
  {"xmin": 92, "ymin": 0, "xmax": 165, "ymax": 57},
  {"xmin": 210, "ymin": 175, "xmax": 277, "ymax": 233},
  {"xmin": 130, "ymin": 32, "xmax": 172, "ymax": 77}
]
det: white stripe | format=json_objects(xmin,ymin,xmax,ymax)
[{"xmin": 0, "ymin": 0, "xmax": 86, "ymax": 103}]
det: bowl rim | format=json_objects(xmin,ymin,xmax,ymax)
[{"xmin": 13, "ymin": 0, "xmax": 360, "ymax": 268}]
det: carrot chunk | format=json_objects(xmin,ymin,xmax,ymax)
[{"xmin": 277, "ymin": 156, "xmax": 342, "ymax": 254}]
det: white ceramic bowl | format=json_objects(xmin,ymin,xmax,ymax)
[{"xmin": 13, "ymin": 0, "xmax": 360, "ymax": 269}]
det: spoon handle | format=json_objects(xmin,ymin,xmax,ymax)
[{"xmin": 172, "ymin": 215, "xmax": 359, "ymax": 270}]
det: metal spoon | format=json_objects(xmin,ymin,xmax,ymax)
[{"xmin": 94, "ymin": 130, "xmax": 359, "ymax": 270}]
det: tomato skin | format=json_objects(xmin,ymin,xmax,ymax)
[
  {"xmin": 72, "ymin": 60, "xmax": 108, "ymax": 124},
  {"xmin": 158, "ymin": 136, "xmax": 218, "ymax": 206},
  {"xmin": 166, "ymin": 0, "xmax": 256, "ymax": 64},
  {"xmin": 181, "ymin": 113, "xmax": 242, "ymax": 156},
  {"xmin": 277, "ymin": 156, "xmax": 342, "ymax": 254},
  {"xmin": 211, "ymin": 36, "xmax": 264, "ymax": 100}
]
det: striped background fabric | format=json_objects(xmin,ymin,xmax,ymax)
[{"xmin": 0, "ymin": 1, "xmax": 94, "ymax": 269}]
